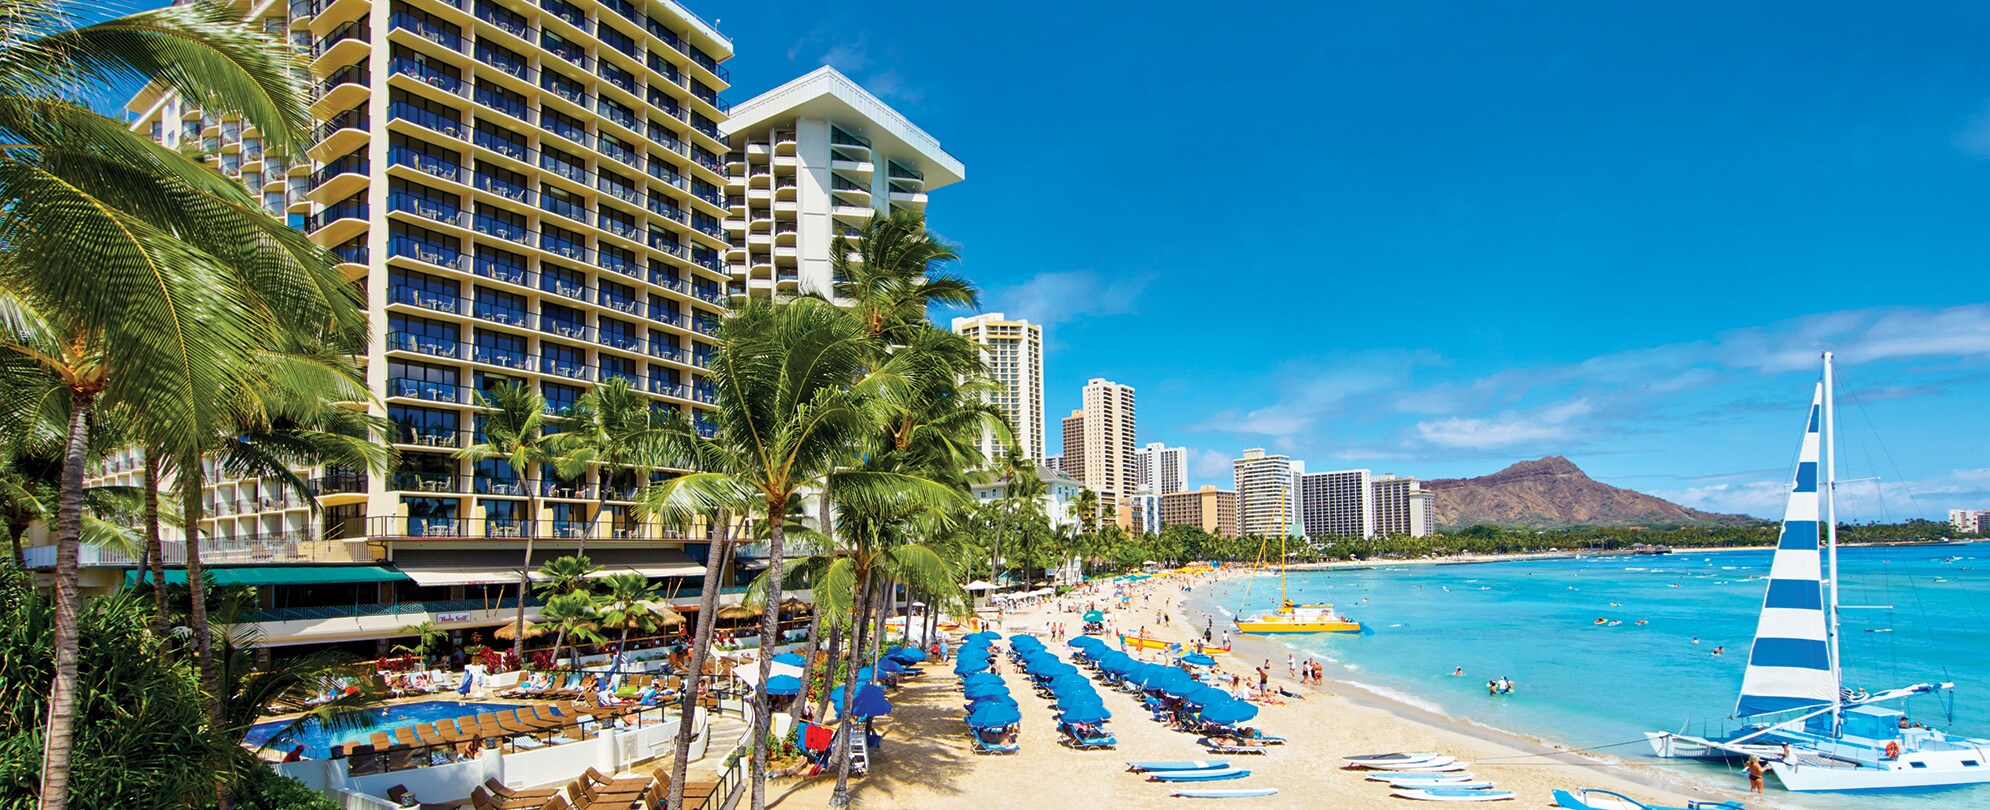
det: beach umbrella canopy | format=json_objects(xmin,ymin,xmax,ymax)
[
  {"xmin": 966, "ymin": 702, "xmax": 1022, "ymax": 728},
  {"xmin": 967, "ymin": 693, "xmax": 1017, "ymax": 710},
  {"xmin": 953, "ymin": 660, "xmax": 988, "ymax": 676},
  {"xmin": 1180, "ymin": 683, "xmax": 1229, "ymax": 707},
  {"xmin": 961, "ymin": 672, "xmax": 1004, "ymax": 688},
  {"xmin": 1140, "ymin": 666, "xmax": 1188, "ymax": 690},
  {"xmin": 1200, "ymin": 698, "xmax": 1260, "ymax": 725},
  {"xmin": 1047, "ymin": 673, "xmax": 1091, "ymax": 694},
  {"xmin": 492, "ymin": 620, "xmax": 539, "ymax": 641},
  {"xmin": 1008, "ymin": 634, "xmax": 1038, "ymax": 646},
  {"xmin": 1068, "ymin": 636, "xmax": 1105, "ymax": 648},
  {"xmin": 763, "ymin": 674, "xmax": 803, "ymax": 696},
  {"xmin": 967, "ymin": 631, "xmax": 1000, "ymax": 641},
  {"xmin": 716, "ymin": 604, "xmax": 759, "ymax": 620},
  {"xmin": 1081, "ymin": 610, "xmax": 1105, "ymax": 623},
  {"xmin": 964, "ymin": 682, "xmax": 1011, "ymax": 700},
  {"xmin": 771, "ymin": 652, "xmax": 807, "ymax": 667},
  {"xmin": 1178, "ymin": 653, "xmax": 1217, "ymax": 667},
  {"xmin": 1060, "ymin": 703, "xmax": 1111, "ymax": 725},
  {"xmin": 886, "ymin": 646, "xmax": 927, "ymax": 663},
  {"xmin": 827, "ymin": 682, "xmax": 893, "ymax": 718},
  {"xmin": 875, "ymin": 658, "xmax": 906, "ymax": 675}
]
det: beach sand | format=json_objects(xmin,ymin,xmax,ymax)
[{"xmin": 761, "ymin": 571, "xmax": 1786, "ymax": 809}]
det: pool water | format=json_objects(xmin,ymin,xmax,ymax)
[{"xmin": 245, "ymin": 700, "xmax": 522, "ymax": 759}]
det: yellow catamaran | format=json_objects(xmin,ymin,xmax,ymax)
[{"xmin": 1232, "ymin": 495, "xmax": 1363, "ymax": 634}]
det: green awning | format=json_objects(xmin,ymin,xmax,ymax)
[{"xmin": 125, "ymin": 565, "xmax": 409, "ymax": 587}]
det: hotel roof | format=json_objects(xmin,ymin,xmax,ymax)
[{"xmin": 722, "ymin": 66, "xmax": 964, "ymax": 189}]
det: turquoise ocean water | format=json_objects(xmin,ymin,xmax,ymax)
[{"xmin": 1187, "ymin": 542, "xmax": 1990, "ymax": 810}]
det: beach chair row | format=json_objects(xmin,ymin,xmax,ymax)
[
  {"xmin": 339, "ymin": 702, "xmax": 640, "ymax": 772},
  {"xmin": 469, "ymin": 766, "xmax": 719, "ymax": 810}
]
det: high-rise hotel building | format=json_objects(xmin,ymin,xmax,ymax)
[
  {"xmin": 1233, "ymin": 448, "xmax": 1296, "ymax": 537},
  {"xmin": 95, "ymin": 0, "xmax": 742, "ymax": 651},
  {"xmin": 1299, "ymin": 469, "xmax": 1374, "ymax": 539},
  {"xmin": 951, "ymin": 312, "xmax": 1043, "ymax": 461},
  {"xmin": 1372, "ymin": 475, "xmax": 1436, "ymax": 538},
  {"xmin": 1076, "ymin": 378, "xmax": 1136, "ymax": 525},
  {"xmin": 720, "ymin": 66, "xmax": 964, "ymax": 301}
]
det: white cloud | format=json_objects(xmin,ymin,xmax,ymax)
[
  {"xmin": 1660, "ymin": 468, "xmax": 1990, "ymax": 520},
  {"xmin": 1188, "ymin": 449, "xmax": 1233, "ymax": 487},
  {"xmin": 1657, "ymin": 480, "xmax": 1791, "ymax": 518},
  {"xmin": 986, "ymin": 269, "xmax": 1151, "ymax": 328},
  {"xmin": 1414, "ymin": 398, "xmax": 1595, "ymax": 451},
  {"xmin": 1189, "ymin": 348, "xmax": 1446, "ymax": 439}
]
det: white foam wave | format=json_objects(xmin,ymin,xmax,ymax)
[{"xmin": 1343, "ymin": 680, "xmax": 1445, "ymax": 714}]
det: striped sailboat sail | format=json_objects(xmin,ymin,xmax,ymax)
[{"xmin": 1734, "ymin": 383, "xmax": 1836, "ymax": 718}]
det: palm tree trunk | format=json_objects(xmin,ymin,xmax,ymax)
[
  {"xmin": 513, "ymin": 494, "xmax": 537, "ymax": 665},
  {"xmin": 819, "ymin": 573, "xmax": 865, "ymax": 725},
  {"xmin": 749, "ymin": 498, "xmax": 789, "ymax": 810},
  {"xmin": 828, "ymin": 570, "xmax": 876, "ymax": 809},
  {"xmin": 144, "ymin": 451, "xmax": 167, "ymax": 635},
  {"xmin": 36, "ymin": 392, "xmax": 92, "ymax": 810},
  {"xmin": 666, "ymin": 512, "xmax": 732, "ymax": 810},
  {"xmin": 788, "ymin": 606, "xmax": 819, "ymax": 721}
]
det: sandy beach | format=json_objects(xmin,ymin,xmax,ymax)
[{"xmin": 761, "ymin": 569, "xmax": 1785, "ymax": 809}]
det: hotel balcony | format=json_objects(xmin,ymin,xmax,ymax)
[
  {"xmin": 889, "ymin": 188, "xmax": 928, "ymax": 210},
  {"xmin": 831, "ymin": 157, "xmax": 873, "ymax": 177}
]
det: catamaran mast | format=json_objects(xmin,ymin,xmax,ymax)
[{"xmin": 1823, "ymin": 351, "xmax": 1843, "ymax": 728}]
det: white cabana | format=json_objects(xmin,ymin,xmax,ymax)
[{"xmin": 962, "ymin": 580, "xmax": 999, "ymax": 592}]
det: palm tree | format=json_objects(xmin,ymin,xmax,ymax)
[
  {"xmin": 532, "ymin": 554, "xmax": 599, "ymax": 667},
  {"xmin": 0, "ymin": 3, "xmax": 363, "ymax": 804},
  {"xmin": 392, "ymin": 621, "xmax": 449, "ymax": 668},
  {"xmin": 1070, "ymin": 487, "xmax": 1102, "ymax": 535},
  {"xmin": 643, "ymin": 299, "xmax": 962, "ymax": 810},
  {"xmin": 455, "ymin": 381, "xmax": 555, "ymax": 662},
  {"xmin": 596, "ymin": 572, "xmax": 672, "ymax": 680},
  {"xmin": 549, "ymin": 376, "xmax": 669, "ymax": 556},
  {"xmin": 825, "ymin": 209, "xmax": 977, "ymax": 346},
  {"xmin": 533, "ymin": 592, "xmax": 603, "ymax": 674}
]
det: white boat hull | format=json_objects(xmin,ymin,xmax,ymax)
[
  {"xmin": 1643, "ymin": 731, "xmax": 1784, "ymax": 761},
  {"xmin": 1770, "ymin": 750, "xmax": 1990, "ymax": 792}
]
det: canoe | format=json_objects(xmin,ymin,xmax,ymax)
[
  {"xmin": 1147, "ymin": 768, "xmax": 1251, "ymax": 783},
  {"xmin": 1391, "ymin": 781, "xmax": 1495, "ymax": 791},
  {"xmin": 1128, "ymin": 760, "xmax": 1231, "ymax": 772},
  {"xmin": 1169, "ymin": 788, "xmax": 1278, "ymax": 799},
  {"xmin": 1344, "ymin": 752, "xmax": 1443, "ymax": 764},
  {"xmin": 1359, "ymin": 755, "xmax": 1459, "ymax": 771},
  {"xmin": 1365, "ymin": 773, "xmax": 1475, "ymax": 783},
  {"xmin": 1390, "ymin": 788, "xmax": 1516, "ymax": 802},
  {"xmin": 1169, "ymin": 788, "xmax": 1279, "ymax": 799}
]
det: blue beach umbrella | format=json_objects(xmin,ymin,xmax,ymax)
[
  {"xmin": 1180, "ymin": 683, "xmax": 1228, "ymax": 707},
  {"xmin": 772, "ymin": 652, "xmax": 807, "ymax": 667},
  {"xmin": 1200, "ymin": 699, "xmax": 1260, "ymax": 725},
  {"xmin": 1060, "ymin": 703, "xmax": 1111, "ymax": 725},
  {"xmin": 887, "ymin": 646, "xmax": 927, "ymax": 663},
  {"xmin": 763, "ymin": 674, "xmax": 803, "ymax": 696},
  {"xmin": 966, "ymin": 702, "xmax": 1022, "ymax": 728},
  {"xmin": 961, "ymin": 672, "xmax": 1004, "ymax": 688},
  {"xmin": 875, "ymin": 658, "xmax": 906, "ymax": 675},
  {"xmin": 1178, "ymin": 653, "xmax": 1217, "ymax": 667},
  {"xmin": 964, "ymin": 682, "xmax": 1010, "ymax": 700},
  {"xmin": 967, "ymin": 694, "xmax": 1017, "ymax": 712},
  {"xmin": 967, "ymin": 631, "xmax": 999, "ymax": 641},
  {"xmin": 1068, "ymin": 636, "xmax": 1106, "ymax": 649},
  {"xmin": 827, "ymin": 682, "xmax": 892, "ymax": 718}
]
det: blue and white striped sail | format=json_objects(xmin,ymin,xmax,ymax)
[{"xmin": 1734, "ymin": 383, "xmax": 1836, "ymax": 718}]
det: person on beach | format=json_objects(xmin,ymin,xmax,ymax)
[
  {"xmin": 1745, "ymin": 756, "xmax": 1766, "ymax": 793},
  {"xmin": 1287, "ymin": 654, "xmax": 1296, "ymax": 678}
]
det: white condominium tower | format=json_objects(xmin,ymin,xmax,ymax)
[
  {"xmin": 102, "ymin": 0, "xmax": 737, "ymax": 652},
  {"xmin": 1134, "ymin": 442, "xmax": 1187, "ymax": 495},
  {"xmin": 1299, "ymin": 469, "xmax": 1375, "ymax": 539},
  {"xmin": 1233, "ymin": 448, "xmax": 1297, "ymax": 537},
  {"xmin": 952, "ymin": 312, "xmax": 1044, "ymax": 461},
  {"xmin": 720, "ymin": 66, "xmax": 964, "ymax": 300},
  {"xmin": 1077, "ymin": 378, "xmax": 1137, "ymax": 522},
  {"xmin": 1373, "ymin": 474, "xmax": 1436, "ymax": 538}
]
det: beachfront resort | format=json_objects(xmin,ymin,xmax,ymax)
[{"xmin": 6, "ymin": 0, "xmax": 1989, "ymax": 808}]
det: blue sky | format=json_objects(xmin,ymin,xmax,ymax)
[{"xmin": 699, "ymin": 0, "xmax": 1990, "ymax": 519}]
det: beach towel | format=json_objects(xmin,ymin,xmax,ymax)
[{"xmin": 802, "ymin": 722, "xmax": 834, "ymax": 753}]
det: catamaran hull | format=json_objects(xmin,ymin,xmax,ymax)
[
  {"xmin": 1643, "ymin": 732, "xmax": 1784, "ymax": 761},
  {"xmin": 1770, "ymin": 755, "xmax": 1990, "ymax": 792},
  {"xmin": 1233, "ymin": 620, "xmax": 1361, "ymax": 633}
]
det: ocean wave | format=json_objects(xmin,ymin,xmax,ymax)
[{"xmin": 1343, "ymin": 680, "xmax": 1444, "ymax": 714}]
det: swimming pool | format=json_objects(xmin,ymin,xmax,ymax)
[{"xmin": 244, "ymin": 700, "xmax": 522, "ymax": 759}]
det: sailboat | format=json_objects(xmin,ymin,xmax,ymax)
[
  {"xmin": 1644, "ymin": 352, "xmax": 1990, "ymax": 792},
  {"xmin": 1233, "ymin": 493, "xmax": 1362, "ymax": 634}
]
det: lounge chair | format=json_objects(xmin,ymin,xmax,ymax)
[
  {"xmin": 1060, "ymin": 721, "xmax": 1117, "ymax": 750},
  {"xmin": 467, "ymin": 786, "xmax": 537, "ymax": 810},
  {"xmin": 583, "ymin": 766, "xmax": 653, "ymax": 792},
  {"xmin": 481, "ymin": 777, "xmax": 559, "ymax": 804},
  {"xmin": 391, "ymin": 727, "xmax": 421, "ymax": 748},
  {"xmin": 347, "ymin": 744, "xmax": 384, "ymax": 775},
  {"xmin": 652, "ymin": 769, "xmax": 718, "ymax": 806},
  {"xmin": 369, "ymin": 732, "xmax": 394, "ymax": 750},
  {"xmin": 492, "ymin": 709, "xmax": 538, "ymax": 736},
  {"xmin": 571, "ymin": 777, "xmax": 647, "ymax": 809},
  {"xmin": 410, "ymin": 723, "xmax": 451, "ymax": 748},
  {"xmin": 968, "ymin": 729, "xmax": 1019, "ymax": 755},
  {"xmin": 1198, "ymin": 737, "xmax": 1270, "ymax": 755}
]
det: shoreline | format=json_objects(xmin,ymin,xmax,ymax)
[
  {"xmin": 1270, "ymin": 538, "xmax": 1966, "ymax": 573},
  {"xmin": 1166, "ymin": 567, "xmax": 1785, "ymax": 808}
]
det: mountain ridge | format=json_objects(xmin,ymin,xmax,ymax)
[{"xmin": 1426, "ymin": 455, "xmax": 1759, "ymax": 529}]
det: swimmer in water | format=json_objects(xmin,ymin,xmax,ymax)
[
  {"xmin": 1692, "ymin": 637, "xmax": 1701, "ymax": 645},
  {"xmin": 1452, "ymin": 667, "xmax": 1465, "ymax": 677}
]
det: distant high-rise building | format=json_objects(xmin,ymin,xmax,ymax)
[
  {"xmin": 1951, "ymin": 509, "xmax": 1990, "ymax": 535},
  {"xmin": 1060, "ymin": 411, "xmax": 1084, "ymax": 481},
  {"xmin": 1043, "ymin": 453, "xmax": 1064, "ymax": 474},
  {"xmin": 951, "ymin": 312, "xmax": 1044, "ymax": 461},
  {"xmin": 1133, "ymin": 442, "xmax": 1187, "ymax": 495},
  {"xmin": 1233, "ymin": 448, "xmax": 1296, "ymax": 537},
  {"xmin": 1289, "ymin": 459, "xmax": 1307, "ymax": 535},
  {"xmin": 1158, "ymin": 486, "xmax": 1239, "ymax": 538},
  {"xmin": 1074, "ymin": 379, "xmax": 1136, "ymax": 524},
  {"xmin": 722, "ymin": 66, "xmax": 964, "ymax": 300},
  {"xmin": 1373, "ymin": 475, "xmax": 1435, "ymax": 538},
  {"xmin": 1300, "ymin": 469, "xmax": 1375, "ymax": 539}
]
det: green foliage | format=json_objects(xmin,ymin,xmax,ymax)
[
  {"xmin": 0, "ymin": 570, "xmax": 213, "ymax": 809},
  {"xmin": 227, "ymin": 766, "xmax": 337, "ymax": 810}
]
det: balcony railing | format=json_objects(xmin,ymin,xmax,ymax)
[{"xmin": 364, "ymin": 516, "xmax": 697, "ymax": 542}]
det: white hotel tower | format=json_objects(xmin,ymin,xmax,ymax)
[{"xmin": 720, "ymin": 66, "xmax": 964, "ymax": 300}]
